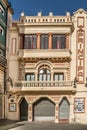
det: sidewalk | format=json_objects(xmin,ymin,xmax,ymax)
[{"xmin": 0, "ymin": 119, "xmax": 20, "ymax": 130}]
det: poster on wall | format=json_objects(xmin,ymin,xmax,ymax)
[
  {"xmin": 9, "ymin": 103, "xmax": 16, "ymax": 112},
  {"xmin": 74, "ymin": 98, "xmax": 85, "ymax": 113}
]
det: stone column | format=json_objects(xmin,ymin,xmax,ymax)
[
  {"xmin": 48, "ymin": 33, "xmax": 52, "ymax": 49},
  {"xmin": 69, "ymin": 97, "xmax": 75, "ymax": 123},
  {"xmin": 35, "ymin": 72, "xmax": 38, "ymax": 81},
  {"xmin": 51, "ymin": 71, "xmax": 54, "ymax": 81},
  {"xmin": 55, "ymin": 103, "xmax": 59, "ymax": 123},
  {"xmin": 66, "ymin": 33, "xmax": 70, "ymax": 49},
  {"xmin": 28, "ymin": 103, "xmax": 33, "ymax": 122},
  {"xmin": 37, "ymin": 33, "xmax": 40, "ymax": 49},
  {"xmin": 19, "ymin": 33, "xmax": 23, "ymax": 49}
]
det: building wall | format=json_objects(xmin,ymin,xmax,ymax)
[
  {"xmin": 0, "ymin": 0, "xmax": 13, "ymax": 119},
  {"xmin": 6, "ymin": 9, "xmax": 87, "ymax": 124}
]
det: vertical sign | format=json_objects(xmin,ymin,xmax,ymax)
[{"xmin": 76, "ymin": 17, "xmax": 85, "ymax": 83}]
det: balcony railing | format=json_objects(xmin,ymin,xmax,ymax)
[
  {"xmin": 9, "ymin": 81, "xmax": 76, "ymax": 92},
  {"xmin": 0, "ymin": 54, "xmax": 7, "ymax": 67}
]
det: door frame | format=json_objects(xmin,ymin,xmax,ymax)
[
  {"xmin": 19, "ymin": 97, "xmax": 28, "ymax": 121},
  {"xmin": 59, "ymin": 97, "xmax": 70, "ymax": 123}
]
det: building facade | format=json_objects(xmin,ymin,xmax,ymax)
[
  {"xmin": 6, "ymin": 9, "xmax": 87, "ymax": 124},
  {"xmin": 0, "ymin": 0, "xmax": 13, "ymax": 119}
]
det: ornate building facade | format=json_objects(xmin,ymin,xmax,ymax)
[
  {"xmin": 0, "ymin": 0, "xmax": 13, "ymax": 119},
  {"xmin": 6, "ymin": 9, "xmax": 87, "ymax": 124}
]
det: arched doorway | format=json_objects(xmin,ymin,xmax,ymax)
[
  {"xmin": 20, "ymin": 98, "xmax": 28, "ymax": 121},
  {"xmin": 59, "ymin": 97, "xmax": 70, "ymax": 122},
  {"xmin": 33, "ymin": 97, "xmax": 55, "ymax": 122}
]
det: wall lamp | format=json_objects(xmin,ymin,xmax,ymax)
[
  {"xmin": 7, "ymin": 76, "xmax": 13, "ymax": 87},
  {"xmin": 85, "ymin": 77, "xmax": 87, "ymax": 87},
  {"xmin": 74, "ymin": 77, "xmax": 78, "ymax": 88}
]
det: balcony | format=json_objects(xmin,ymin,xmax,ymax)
[
  {"xmin": 9, "ymin": 81, "xmax": 76, "ymax": 93},
  {"xmin": 0, "ymin": 54, "xmax": 7, "ymax": 67},
  {"xmin": 17, "ymin": 49, "xmax": 71, "ymax": 61}
]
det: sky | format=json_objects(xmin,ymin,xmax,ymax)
[{"xmin": 8, "ymin": 0, "xmax": 87, "ymax": 20}]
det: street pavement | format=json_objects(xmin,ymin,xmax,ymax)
[{"xmin": 8, "ymin": 121, "xmax": 87, "ymax": 130}]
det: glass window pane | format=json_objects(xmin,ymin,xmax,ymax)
[
  {"xmin": 45, "ymin": 35, "xmax": 48, "ymax": 49},
  {"xmin": 54, "ymin": 74, "xmax": 58, "ymax": 81},
  {"xmin": 52, "ymin": 35, "xmax": 57, "ymax": 49},
  {"xmin": 26, "ymin": 75, "xmax": 31, "ymax": 81},
  {"xmin": 61, "ymin": 35, "xmax": 66, "ymax": 49},
  {"xmin": 52, "ymin": 34, "xmax": 66, "ymax": 49},
  {"xmin": 25, "ymin": 74, "xmax": 35, "ymax": 81},
  {"xmin": 31, "ymin": 75, "xmax": 35, "ymax": 81},
  {"xmin": 38, "ymin": 68, "xmax": 51, "ymax": 81},
  {"xmin": 24, "ymin": 35, "xmax": 37, "ymax": 49},
  {"xmin": 39, "ymin": 69, "xmax": 44, "ymax": 74},
  {"xmin": 59, "ymin": 74, "xmax": 64, "ymax": 81},
  {"xmin": 29, "ymin": 35, "xmax": 32, "ymax": 49},
  {"xmin": 57, "ymin": 35, "xmax": 61, "ymax": 49},
  {"xmin": 43, "ymin": 74, "xmax": 46, "ymax": 81},
  {"xmin": 54, "ymin": 73, "xmax": 64, "ymax": 81},
  {"xmin": 40, "ymin": 35, "xmax": 48, "ymax": 49},
  {"xmin": 40, "ymin": 35, "xmax": 44, "ymax": 49},
  {"xmin": 24, "ymin": 36, "xmax": 29, "ymax": 49},
  {"xmin": 47, "ymin": 69, "xmax": 50, "ymax": 73},
  {"xmin": 39, "ymin": 74, "xmax": 43, "ymax": 81},
  {"xmin": 33, "ymin": 35, "xmax": 37, "ymax": 49},
  {"xmin": 47, "ymin": 74, "xmax": 50, "ymax": 81}
]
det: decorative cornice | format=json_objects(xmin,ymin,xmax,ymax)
[
  {"xmin": 73, "ymin": 8, "xmax": 87, "ymax": 15},
  {"xmin": 18, "ymin": 57, "xmax": 71, "ymax": 63}
]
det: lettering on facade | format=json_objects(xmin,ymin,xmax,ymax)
[{"xmin": 76, "ymin": 29, "xmax": 84, "ymax": 83}]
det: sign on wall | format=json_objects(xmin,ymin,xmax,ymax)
[
  {"xmin": 9, "ymin": 103, "xmax": 16, "ymax": 112},
  {"xmin": 74, "ymin": 98, "xmax": 85, "ymax": 113},
  {"xmin": 76, "ymin": 17, "xmax": 85, "ymax": 83}
]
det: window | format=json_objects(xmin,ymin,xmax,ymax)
[
  {"xmin": 52, "ymin": 34, "xmax": 66, "ymax": 49},
  {"xmin": 40, "ymin": 35, "xmax": 48, "ymax": 49},
  {"xmin": 38, "ymin": 68, "xmax": 51, "ymax": 81},
  {"xmin": 24, "ymin": 35, "xmax": 37, "ymax": 49},
  {"xmin": 54, "ymin": 73, "xmax": 64, "ymax": 81},
  {"xmin": 25, "ymin": 73, "xmax": 35, "ymax": 81}
]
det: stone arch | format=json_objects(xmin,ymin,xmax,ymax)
[
  {"xmin": 32, "ymin": 95, "xmax": 55, "ymax": 105},
  {"xmin": 59, "ymin": 97, "xmax": 70, "ymax": 122},
  {"xmin": 58, "ymin": 96, "xmax": 70, "ymax": 105},
  {"xmin": 35, "ymin": 60, "xmax": 54, "ymax": 71},
  {"xmin": 17, "ymin": 96, "xmax": 29, "ymax": 104},
  {"xmin": 18, "ymin": 97, "xmax": 28, "ymax": 121},
  {"xmin": 33, "ymin": 96, "xmax": 55, "ymax": 122}
]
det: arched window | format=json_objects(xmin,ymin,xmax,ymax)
[{"xmin": 38, "ymin": 66, "xmax": 51, "ymax": 81}]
